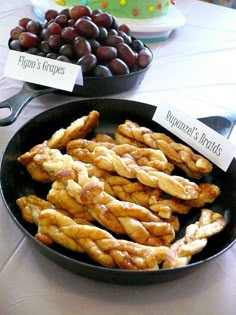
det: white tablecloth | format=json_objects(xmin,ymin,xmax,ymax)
[{"xmin": 0, "ymin": 1, "xmax": 236, "ymax": 314}]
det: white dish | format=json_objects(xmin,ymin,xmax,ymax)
[
  {"xmin": 31, "ymin": 1, "xmax": 186, "ymax": 42},
  {"xmin": 116, "ymin": 5, "xmax": 186, "ymax": 41}
]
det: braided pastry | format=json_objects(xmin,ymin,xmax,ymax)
[
  {"xmin": 66, "ymin": 138, "xmax": 116, "ymax": 163},
  {"xmin": 36, "ymin": 209, "xmax": 175, "ymax": 270},
  {"xmin": 18, "ymin": 142, "xmax": 76, "ymax": 183},
  {"xmin": 16, "ymin": 195, "xmax": 55, "ymax": 225},
  {"xmin": 92, "ymin": 146, "xmax": 200, "ymax": 200},
  {"xmin": 19, "ymin": 142, "xmax": 200, "ymax": 201},
  {"xmin": 86, "ymin": 170, "xmax": 219, "ymax": 219},
  {"xmin": 92, "ymin": 133, "xmax": 118, "ymax": 144},
  {"xmin": 47, "ymin": 110, "xmax": 99, "ymax": 149},
  {"xmin": 67, "ymin": 139, "xmax": 174, "ymax": 174},
  {"xmin": 47, "ymin": 181, "xmax": 94, "ymax": 221},
  {"xmin": 149, "ymin": 182, "xmax": 220, "ymax": 218},
  {"xmin": 16, "ymin": 194, "xmax": 92, "ymax": 225},
  {"xmin": 115, "ymin": 120, "xmax": 213, "ymax": 178},
  {"xmin": 65, "ymin": 171, "xmax": 176, "ymax": 246},
  {"xmin": 163, "ymin": 208, "xmax": 226, "ymax": 268}
]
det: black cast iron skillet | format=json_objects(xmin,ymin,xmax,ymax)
[{"xmin": 0, "ymin": 99, "xmax": 236, "ymax": 285}]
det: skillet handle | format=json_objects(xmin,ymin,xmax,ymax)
[
  {"xmin": 199, "ymin": 112, "xmax": 236, "ymax": 139},
  {"xmin": 0, "ymin": 84, "xmax": 57, "ymax": 126}
]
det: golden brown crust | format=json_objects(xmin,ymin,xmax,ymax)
[
  {"xmin": 16, "ymin": 195, "xmax": 55, "ymax": 224},
  {"xmin": 47, "ymin": 110, "xmax": 100, "ymax": 149},
  {"xmin": 163, "ymin": 208, "xmax": 226, "ymax": 268},
  {"xmin": 65, "ymin": 173, "xmax": 176, "ymax": 246},
  {"xmin": 36, "ymin": 209, "xmax": 174, "ymax": 270}
]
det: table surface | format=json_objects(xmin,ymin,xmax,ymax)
[{"xmin": 0, "ymin": 1, "xmax": 236, "ymax": 314}]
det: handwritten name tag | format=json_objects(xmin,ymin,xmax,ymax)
[
  {"xmin": 4, "ymin": 50, "xmax": 83, "ymax": 92},
  {"xmin": 153, "ymin": 104, "xmax": 236, "ymax": 171}
]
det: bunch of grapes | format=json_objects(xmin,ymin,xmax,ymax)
[{"xmin": 9, "ymin": 5, "xmax": 152, "ymax": 77}]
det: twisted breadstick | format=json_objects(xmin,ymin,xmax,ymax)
[
  {"xmin": 86, "ymin": 170, "xmax": 219, "ymax": 219},
  {"xmin": 47, "ymin": 110, "xmax": 99, "ymax": 149},
  {"xmin": 92, "ymin": 146, "xmax": 200, "ymax": 200},
  {"xmin": 65, "ymin": 172, "xmax": 176, "ymax": 246},
  {"xmin": 19, "ymin": 141, "xmax": 200, "ymax": 201},
  {"xmin": 18, "ymin": 142, "xmax": 76, "ymax": 183},
  {"xmin": 149, "ymin": 182, "xmax": 220, "ymax": 218},
  {"xmin": 163, "ymin": 208, "xmax": 226, "ymax": 268},
  {"xmin": 16, "ymin": 195, "xmax": 55, "ymax": 225},
  {"xmin": 115, "ymin": 120, "xmax": 213, "ymax": 178},
  {"xmin": 66, "ymin": 138, "xmax": 116, "ymax": 163},
  {"xmin": 36, "ymin": 209, "xmax": 174, "ymax": 270},
  {"xmin": 16, "ymin": 194, "xmax": 92, "ymax": 226},
  {"xmin": 92, "ymin": 133, "xmax": 118, "ymax": 144},
  {"xmin": 47, "ymin": 181, "xmax": 94, "ymax": 221},
  {"xmin": 24, "ymin": 152, "xmax": 175, "ymax": 246},
  {"xmin": 67, "ymin": 139, "xmax": 174, "ymax": 174}
]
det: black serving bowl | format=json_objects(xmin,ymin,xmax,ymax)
[{"xmin": 1, "ymin": 98, "xmax": 236, "ymax": 285}]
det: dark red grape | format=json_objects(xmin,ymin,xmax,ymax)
[
  {"xmin": 108, "ymin": 58, "xmax": 130, "ymax": 75},
  {"xmin": 74, "ymin": 38, "xmax": 91, "ymax": 58},
  {"xmin": 110, "ymin": 16, "xmax": 119, "ymax": 30},
  {"xmin": 104, "ymin": 35, "xmax": 124, "ymax": 47},
  {"xmin": 74, "ymin": 35, "xmax": 85, "ymax": 43},
  {"xmin": 18, "ymin": 32, "xmax": 39, "ymax": 48},
  {"xmin": 77, "ymin": 53, "xmax": 97, "ymax": 74},
  {"xmin": 61, "ymin": 27, "xmax": 78, "ymax": 43},
  {"xmin": 97, "ymin": 26, "xmax": 108, "ymax": 41},
  {"xmin": 108, "ymin": 28, "xmax": 118, "ymax": 36},
  {"xmin": 92, "ymin": 12, "xmax": 113, "ymax": 28},
  {"xmin": 91, "ymin": 9, "xmax": 102, "ymax": 17},
  {"xmin": 59, "ymin": 8, "xmax": 70, "ymax": 18},
  {"xmin": 40, "ymin": 28, "xmax": 50, "ymax": 41},
  {"xmin": 57, "ymin": 55, "xmax": 72, "ymax": 63},
  {"xmin": 48, "ymin": 35, "xmax": 64, "ymax": 51},
  {"xmin": 79, "ymin": 16, "xmax": 92, "ymax": 21},
  {"xmin": 46, "ymin": 52, "xmax": 58, "ymax": 59},
  {"xmin": 88, "ymin": 39, "xmax": 100, "ymax": 53},
  {"xmin": 67, "ymin": 19, "xmax": 76, "ymax": 27},
  {"xmin": 47, "ymin": 22, "xmax": 62, "ymax": 36},
  {"xmin": 69, "ymin": 5, "xmax": 92, "ymax": 20},
  {"xmin": 74, "ymin": 19, "xmax": 99, "ymax": 39},
  {"xmin": 19, "ymin": 17, "xmax": 31, "ymax": 28},
  {"xmin": 26, "ymin": 20, "xmax": 42, "ymax": 35},
  {"xmin": 118, "ymin": 24, "xmax": 130, "ymax": 35},
  {"xmin": 96, "ymin": 46, "xmax": 117, "ymax": 61},
  {"xmin": 117, "ymin": 30, "xmax": 132, "ymax": 45},
  {"xmin": 39, "ymin": 40, "xmax": 52, "ymax": 53},
  {"xmin": 132, "ymin": 39, "xmax": 144, "ymax": 53},
  {"xmin": 137, "ymin": 48, "xmax": 152, "ymax": 68},
  {"xmin": 117, "ymin": 43, "xmax": 137, "ymax": 67},
  {"xmin": 54, "ymin": 14, "xmax": 68, "ymax": 27},
  {"xmin": 10, "ymin": 26, "xmax": 25, "ymax": 40},
  {"xmin": 94, "ymin": 65, "xmax": 113, "ymax": 77},
  {"xmin": 59, "ymin": 44, "xmax": 75, "ymax": 59},
  {"xmin": 45, "ymin": 10, "xmax": 58, "ymax": 22}
]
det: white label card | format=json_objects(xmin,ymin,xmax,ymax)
[
  {"xmin": 4, "ymin": 50, "xmax": 83, "ymax": 92},
  {"xmin": 153, "ymin": 104, "xmax": 236, "ymax": 172}
]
